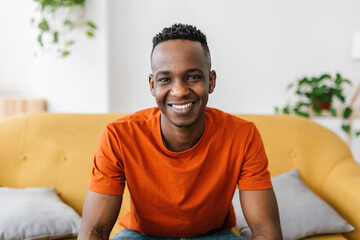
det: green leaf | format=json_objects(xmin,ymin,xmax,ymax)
[
  {"xmin": 274, "ymin": 107, "xmax": 279, "ymax": 113},
  {"xmin": 318, "ymin": 73, "xmax": 331, "ymax": 82},
  {"xmin": 295, "ymin": 90, "xmax": 302, "ymax": 95},
  {"xmin": 355, "ymin": 130, "xmax": 360, "ymax": 136},
  {"xmin": 329, "ymin": 108, "xmax": 337, "ymax": 117},
  {"xmin": 294, "ymin": 108, "xmax": 309, "ymax": 117},
  {"xmin": 337, "ymin": 95, "xmax": 345, "ymax": 103},
  {"xmin": 86, "ymin": 21, "xmax": 96, "ymax": 29},
  {"xmin": 38, "ymin": 18, "xmax": 50, "ymax": 31},
  {"xmin": 64, "ymin": 19, "xmax": 72, "ymax": 26},
  {"xmin": 65, "ymin": 40, "xmax": 75, "ymax": 46},
  {"xmin": 343, "ymin": 107, "xmax": 353, "ymax": 119},
  {"xmin": 296, "ymin": 102, "xmax": 310, "ymax": 107},
  {"xmin": 313, "ymin": 107, "xmax": 322, "ymax": 115},
  {"xmin": 342, "ymin": 79, "xmax": 352, "ymax": 85},
  {"xmin": 287, "ymin": 83, "xmax": 294, "ymax": 90},
  {"xmin": 53, "ymin": 31, "xmax": 58, "ymax": 43},
  {"xmin": 37, "ymin": 34, "xmax": 43, "ymax": 47},
  {"xmin": 311, "ymin": 77, "xmax": 319, "ymax": 84},
  {"xmin": 35, "ymin": 0, "xmax": 85, "ymax": 9},
  {"xmin": 283, "ymin": 107, "xmax": 290, "ymax": 114},
  {"xmin": 86, "ymin": 31, "xmax": 94, "ymax": 38},
  {"xmin": 62, "ymin": 51, "xmax": 70, "ymax": 57},
  {"xmin": 299, "ymin": 77, "xmax": 309, "ymax": 87},
  {"xmin": 342, "ymin": 124, "xmax": 351, "ymax": 134},
  {"xmin": 313, "ymin": 87, "xmax": 325, "ymax": 96}
]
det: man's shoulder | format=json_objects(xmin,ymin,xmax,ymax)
[
  {"xmin": 107, "ymin": 107, "xmax": 160, "ymax": 130},
  {"xmin": 206, "ymin": 107, "xmax": 254, "ymax": 127}
]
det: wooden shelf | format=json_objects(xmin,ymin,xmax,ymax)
[{"xmin": 0, "ymin": 97, "xmax": 47, "ymax": 118}]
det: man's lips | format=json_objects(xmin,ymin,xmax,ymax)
[{"xmin": 168, "ymin": 102, "xmax": 195, "ymax": 109}]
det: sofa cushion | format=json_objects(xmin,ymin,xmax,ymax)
[
  {"xmin": 0, "ymin": 187, "xmax": 81, "ymax": 240},
  {"xmin": 232, "ymin": 169, "xmax": 354, "ymax": 240}
]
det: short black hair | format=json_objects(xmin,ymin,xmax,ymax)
[{"xmin": 152, "ymin": 23, "xmax": 210, "ymax": 58}]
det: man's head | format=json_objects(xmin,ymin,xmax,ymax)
[
  {"xmin": 151, "ymin": 23, "xmax": 212, "ymax": 68},
  {"xmin": 149, "ymin": 24, "xmax": 216, "ymax": 129}
]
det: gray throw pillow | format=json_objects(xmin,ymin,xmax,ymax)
[
  {"xmin": 0, "ymin": 187, "xmax": 81, "ymax": 240},
  {"xmin": 232, "ymin": 169, "xmax": 354, "ymax": 240}
]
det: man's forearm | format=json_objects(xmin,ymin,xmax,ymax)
[{"xmin": 240, "ymin": 189, "xmax": 283, "ymax": 240}]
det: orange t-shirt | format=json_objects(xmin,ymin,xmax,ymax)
[{"xmin": 89, "ymin": 107, "xmax": 272, "ymax": 237}]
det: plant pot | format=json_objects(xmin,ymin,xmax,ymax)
[
  {"xmin": 311, "ymin": 94, "xmax": 332, "ymax": 111},
  {"xmin": 311, "ymin": 101, "xmax": 331, "ymax": 110}
]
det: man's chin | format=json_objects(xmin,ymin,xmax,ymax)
[
  {"xmin": 165, "ymin": 113, "xmax": 206, "ymax": 129},
  {"xmin": 166, "ymin": 117, "xmax": 196, "ymax": 128}
]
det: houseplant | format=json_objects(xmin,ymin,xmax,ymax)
[
  {"xmin": 32, "ymin": 0, "xmax": 96, "ymax": 57},
  {"xmin": 275, "ymin": 73, "xmax": 360, "ymax": 136}
]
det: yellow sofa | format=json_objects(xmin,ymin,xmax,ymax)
[{"xmin": 0, "ymin": 113, "xmax": 359, "ymax": 240}]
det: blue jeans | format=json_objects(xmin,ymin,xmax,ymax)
[{"xmin": 111, "ymin": 228, "xmax": 249, "ymax": 240}]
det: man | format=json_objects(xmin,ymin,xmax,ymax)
[{"xmin": 79, "ymin": 24, "xmax": 282, "ymax": 240}]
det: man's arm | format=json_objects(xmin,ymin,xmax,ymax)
[
  {"xmin": 240, "ymin": 189, "xmax": 283, "ymax": 240},
  {"xmin": 78, "ymin": 190, "xmax": 123, "ymax": 240}
]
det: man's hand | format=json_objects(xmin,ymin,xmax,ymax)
[
  {"xmin": 78, "ymin": 190, "xmax": 123, "ymax": 240},
  {"xmin": 240, "ymin": 189, "xmax": 283, "ymax": 240}
]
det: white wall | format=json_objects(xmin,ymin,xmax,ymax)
[
  {"xmin": 2, "ymin": 0, "xmax": 360, "ymax": 113},
  {"xmin": 0, "ymin": 1, "xmax": 43, "ymax": 97},
  {"xmin": 44, "ymin": 0, "xmax": 109, "ymax": 113},
  {"xmin": 107, "ymin": 0, "xmax": 360, "ymax": 114},
  {"xmin": 0, "ymin": 0, "xmax": 109, "ymax": 113}
]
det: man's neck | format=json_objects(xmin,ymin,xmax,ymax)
[{"xmin": 160, "ymin": 114, "xmax": 206, "ymax": 153}]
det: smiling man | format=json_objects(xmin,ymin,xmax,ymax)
[{"xmin": 79, "ymin": 24, "xmax": 282, "ymax": 240}]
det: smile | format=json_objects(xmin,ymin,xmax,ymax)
[{"xmin": 170, "ymin": 102, "xmax": 193, "ymax": 109}]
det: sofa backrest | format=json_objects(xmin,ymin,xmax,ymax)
[
  {"xmin": 0, "ymin": 113, "xmax": 358, "ymax": 238},
  {"xmin": 0, "ymin": 113, "xmax": 125, "ymax": 214}
]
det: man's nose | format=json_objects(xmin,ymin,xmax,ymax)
[{"xmin": 170, "ymin": 80, "xmax": 190, "ymax": 98}]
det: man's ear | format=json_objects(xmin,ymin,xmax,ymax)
[
  {"xmin": 149, "ymin": 74, "xmax": 155, "ymax": 97},
  {"xmin": 209, "ymin": 70, "xmax": 216, "ymax": 94}
]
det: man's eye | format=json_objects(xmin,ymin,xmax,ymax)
[
  {"xmin": 159, "ymin": 78, "xmax": 170, "ymax": 82},
  {"xmin": 188, "ymin": 75, "xmax": 201, "ymax": 80}
]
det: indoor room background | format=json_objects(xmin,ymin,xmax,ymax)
[{"xmin": 1, "ymin": 0, "xmax": 360, "ymax": 162}]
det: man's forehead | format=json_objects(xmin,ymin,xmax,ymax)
[
  {"xmin": 152, "ymin": 40, "xmax": 203, "ymax": 56},
  {"xmin": 151, "ymin": 39, "xmax": 210, "ymax": 69}
]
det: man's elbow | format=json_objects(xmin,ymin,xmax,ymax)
[
  {"xmin": 78, "ymin": 226, "xmax": 110, "ymax": 240},
  {"xmin": 251, "ymin": 225, "xmax": 283, "ymax": 240},
  {"xmin": 252, "ymin": 233, "xmax": 283, "ymax": 240}
]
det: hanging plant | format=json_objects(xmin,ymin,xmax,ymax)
[{"xmin": 32, "ymin": 0, "xmax": 96, "ymax": 57}]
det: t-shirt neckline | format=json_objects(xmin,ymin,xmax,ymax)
[{"xmin": 155, "ymin": 110, "xmax": 210, "ymax": 158}]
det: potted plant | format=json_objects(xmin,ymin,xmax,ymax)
[
  {"xmin": 32, "ymin": 0, "xmax": 96, "ymax": 57},
  {"xmin": 275, "ymin": 73, "xmax": 360, "ymax": 136}
]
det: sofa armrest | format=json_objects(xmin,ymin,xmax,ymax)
[{"xmin": 322, "ymin": 158, "xmax": 360, "ymax": 240}]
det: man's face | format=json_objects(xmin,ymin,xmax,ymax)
[{"xmin": 149, "ymin": 39, "xmax": 216, "ymax": 128}]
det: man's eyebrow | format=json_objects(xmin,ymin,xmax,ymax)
[
  {"xmin": 155, "ymin": 68, "xmax": 203, "ymax": 77},
  {"xmin": 186, "ymin": 68, "xmax": 203, "ymax": 73},
  {"xmin": 155, "ymin": 71, "xmax": 171, "ymax": 77}
]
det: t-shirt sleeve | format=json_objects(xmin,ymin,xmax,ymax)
[
  {"xmin": 237, "ymin": 124, "xmax": 273, "ymax": 190},
  {"xmin": 88, "ymin": 124, "xmax": 126, "ymax": 195}
]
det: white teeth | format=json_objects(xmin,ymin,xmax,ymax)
[{"xmin": 172, "ymin": 102, "xmax": 192, "ymax": 109}]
